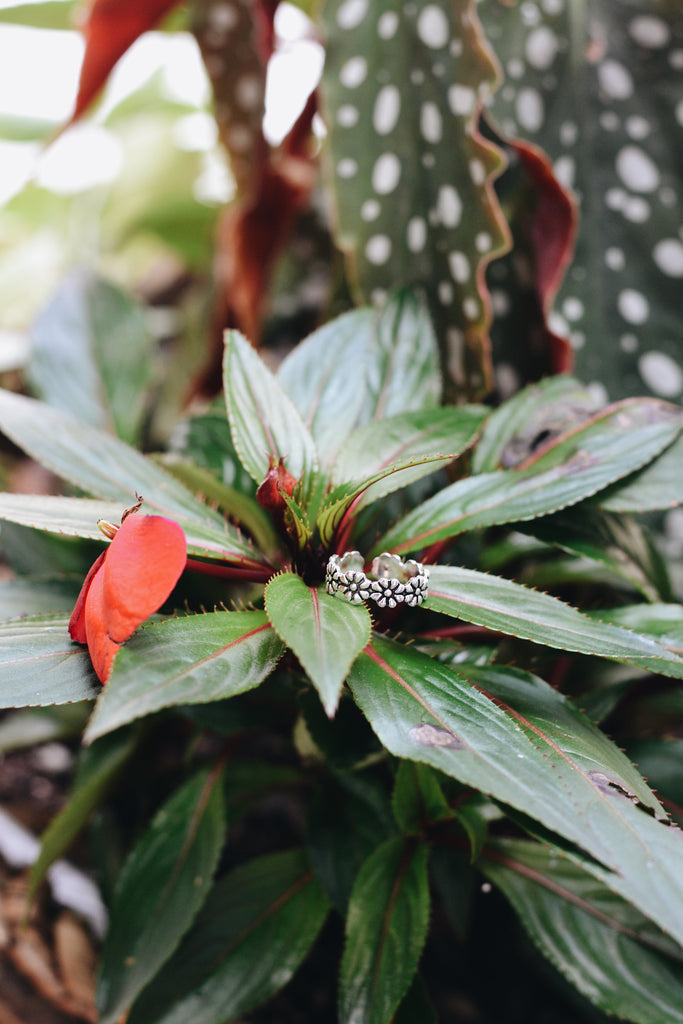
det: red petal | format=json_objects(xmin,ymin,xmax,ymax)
[
  {"xmin": 69, "ymin": 0, "xmax": 183, "ymax": 124},
  {"xmin": 83, "ymin": 563, "xmax": 121, "ymax": 683},
  {"xmin": 102, "ymin": 515, "xmax": 186, "ymax": 644},
  {"xmin": 68, "ymin": 551, "xmax": 106, "ymax": 643}
]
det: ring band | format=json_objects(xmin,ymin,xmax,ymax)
[{"xmin": 325, "ymin": 551, "xmax": 429, "ymax": 609}]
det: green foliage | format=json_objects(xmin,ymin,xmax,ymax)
[{"xmin": 0, "ymin": 3, "xmax": 681, "ymax": 1022}]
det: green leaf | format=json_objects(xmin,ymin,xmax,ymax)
[
  {"xmin": 0, "ymin": 614, "xmax": 98, "ymax": 708},
  {"xmin": 0, "ymin": 493, "xmax": 268, "ymax": 568},
  {"xmin": 391, "ymin": 975, "xmax": 438, "ymax": 1024},
  {"xmin": 28, "ymin": 271, "xmax": 154, "ymax": 446},
  {"xmin": 597, "ymin": 435, "xmax": 683, "ymax": 513},
  {"xmin": 587, "ymin": 604, "xmax": 683, "ymax": 657},
  {"xmin": 84, "ymin": 611, "xmax": 284, "ymax": 742},
  {"xmin": 363, "ymin": 290, "xmax": 441, "ymax": 418},
  {"xmin": 320, "ymin": 0, "xmax": 509, "ymax": 396},
  {"xmin": 127, "ymin": 848, "xmax": 330, "ymax": 1024},
  {"xmin": 331, "ymin": 405, "xmax": 487, "ymax": 510},
  {"xmin": 0, "ymin": 704, "xmax": 88, "ymax": 753},
  {"xmin": 472, "ymin": 375, "xmax": 600, "ymax": 473},
  {"xmin": 339, "ymin": 837, "xmax": 430, "ymax": 1024},
  {"xmin": 265, "ymin": 573, "xmax": 371, "ymax": 716},
  {"xmin": 481, "ymin": 839, "xmax": 683, "ymax": 1024},
  {"xmin": 0, "ymin": 389, "xmax": 231, "ymax": 525},
  {"xmin": 0, "ymin": 577, "xmax": 80, "ymax": 618},
  {"xmin": 521, "ymin": 506, "xmax": 672, "ymax": 602},
  {"xmin": 348, "ymin": 636, "xmax": 683, "ymax": 945},
  {"xmin": 376, "ymin": 398, "xmax": 683, "ymax": 556},
  {"xmin": 0, "ymin": 1, "xmax": 78, "ymax": 29},
  {"xmin": 277, "ymin": 308, "xmax": 379, "ymax": 466},
  {"xmin": 157, "ymin": 458, "xmax": 278, "ymax": 555},
  {"xmin": 97, "ymin": 767, "xmax": 227, "ymax": 1024},
  {"xmin": 223, "ymin": 330, "xmax": 319, "ymax": 502},
  {"xmin": 424, "ymin": 565, "xmax": 683, "ymax": 679},
  {"xmin": 391, "ymin": 761, "xmax": 451, "ymax": 834},
  {"xmin": 29, "ymin": 729, "xmax": 138, "ymax": 903},
  {"xmin": 307, "ymin": 772, "xmax": 395, "ymax": 911}
]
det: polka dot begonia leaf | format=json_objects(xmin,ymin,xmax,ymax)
[
  {"xmin": 320, "ymin": 0, "xmax": 511, "ymax": 399},
  {"xmin": 479, "ymin": 0, "xmax": 683, "ymax": 401}
]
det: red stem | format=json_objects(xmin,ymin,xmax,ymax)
[{"xmin": 185, "ymin": 558, "xmax": 273, "ymax": 583}]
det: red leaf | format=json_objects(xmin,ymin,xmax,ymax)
[
  {"xmin": 510, "ymin": 138, "xmax": 577, "ymax": 375},
  {"xmin": 69, "ymin": 0, "xmax": 183, "ymax": 124},
  {"xmin": 102, "ymin": 514, "xmax": 186, "ymax": 644},
  {"xmin": 68, "ymin": 551, "xmax": 106, "ymax": 644},
  {"xmin": 84, "ymin": 565, "xmax": 121, "ymax": 683},
  {"xmin": 68, "ymin": 513, "xmax": 186, "ymax": 683}
]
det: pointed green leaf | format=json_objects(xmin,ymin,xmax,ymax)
[
  {"xmin": 97, "ymin": 768, "xmax": 227, "ymax": 1024},
  {"xmin": 277, "ymin": 308, "xmax": 379, "ymax": 466},
  {"xmin": 84, "ymin": 611, "xmax": 284, "ymax": 742},
  {"xmin": 307, "ymin": 773, "xmax": 395, "ymax": 911},
  {"xmin": 482, "ymin": 839, "xmax": 683, "ymax": 1024},
  {"xmin": 363, "ymin": 290, "xmax": 441, "ymax": 418},
  {"xmin": 472, "ymin": 375, "xmax": 600, "ymax": 473},
  {"xmin": 0, "ymin": 389, "xmax": 230, "ymax": 525},
  {"xmin": 391, "ymin": 761, "xmax": 451, "ymax": 835},
  {"xmin": 339, "ymin": 837, "xmax": 430, "ymax": 1024},
  {"xmin": 0, "ymin": 614, "xmax": 98, "ymax": 708},
  {"xmin": 28, "ymin": 270, "xmax": 153, "ymax": 446},
  {"xmin": 223, "ymin": 330, "xmax": 319, "ymax": 502},
  {"xmin": 265, "ymin": 573, "xmax": 371, "ymax": 716},
  {"xmin": 0, "ymin": 493, "xmax": 269, "ymax": 568},
  {"xmin": 127, "ymin": 848, "xmax": 330, "ymax": 1024},
  {"xmin": 597, "ymin": 434, "xmax": 683, "ymax": 513},
  {"xmin": 321, "ymin": 0, "xmax": 509, "ymax": 395},
  {"xmin": 587, "ymin": 604, "xmax": 683, "ymax": 657},
  {"xmin": 521, "ymin": 506, "xmax": 672, "ymax": 602},
  {"xmin": 425, "ymin": 565, "xmax": 683, "ymax": 679},
  {"xmin": 376, "ymin": 398, "xmax": 683, "ymax": 556},
  {"xmin": 331, "ymin": 405, "xmax": 487, "ymax": 509},
  {"xmin": 29, "ymin": 729, "xmax": 138, "ymax": 903},
  {"xmin": 348, "ymin": 636, "xmax": 683, "ymax": 945}
]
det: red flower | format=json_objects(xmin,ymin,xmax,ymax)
[{"xmin": 69, "ymin": 512, "xmax": 186, "ymax": 683}]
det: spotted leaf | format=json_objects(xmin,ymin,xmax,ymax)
[
  {"xmin": 481, "ymin": 1, "xmax": 683, "ymax": 401},
  {"xmin": 320, "ymin": 0, "xmax": 510, "ymax": 398}
]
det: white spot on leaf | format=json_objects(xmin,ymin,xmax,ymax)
[
  {"xmin": 516, "ymin": 87, "xmax": 544, "ymax": 132},
  {"xmin": 337, "ymin": 104, "xmax": 359, "ymax": 127},
  {"xmin": 562, "ymin": 297, "xmax": 584, "ymax": 321},
  {"xmin": 525, "ymin": 26, "xmax": 558, "ymax": 70},
  {"xmin": 407, "ymin": 217, "xmax": 427, "ymax": 253},
  {"xmin": 598, "ymin": 60, "xmax": 634, "ymax": 100},
  {"xmin": 616, "ymin": 146, "xmax": 660, "ymax": 193},
  {"xmin": 365, "ymin": 234, "xmax": 391, "ymax": 265},
  {"xmin": 361, "ymin": 199, "xmax": 380, "ymax": 221},
  {"xmin": 629, "ymin": 15, "xmax": 670, "ymax": 48},
  {"xmin": 336, "ymin": 0, "xmax": 368, "ymax": 29},
  {"xmin": 639, "ymin": 351, "xmax": 683, "ymax": 397},
  {"xmin": 339, "ymin": 56, "xmax": 367, "ymax": 88},
  {"xmin": 436, "ymin": 185, "xmax": 462, "ymax": 228},
  {"xmin": 653, "ymin": 239, "xmax": 683, "ymax": 277},
  {"xmin": 448, "ymin": 84, "xmax": 476, "ymax": 117},
  {"xmin": 605, "ymin": 247, "xmax": 625, "ymax": 270},
  {"xmin": 372, "ymin": 153, "xmax": 401, "ymax": 194},
  {"xmin": 618, "ymin": 289, "xmax": 649, "ymax": 324},
  {"xmin": 377, "ymin": 11, "xmax": 398, "ymax": 39},
  {"xmin": 416, "ymin": 5, "xmax": 450, "ymax": 49},
  {"xmin": 337, "ymin": 158, "xmax": 357, "ymax": 178},
  {"xmin": 420, "ymin": 102, "xmax": 442, "ymax": 143},
  {"xmin": 373, "ymin": 85, "xmax": 401, "ymax": 135},
  {"xmin": 448, "ymin": 251, "xmax": 470, "ymax": 283}
]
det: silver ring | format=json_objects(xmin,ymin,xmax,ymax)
[{"xmin": 325, "ymin": 551, "xmax": 429, "ymax": 609}]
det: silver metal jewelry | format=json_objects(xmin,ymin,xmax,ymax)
[{"xmin": 325, "ymin": 550, "xmax": 429, "ymax": 608}]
